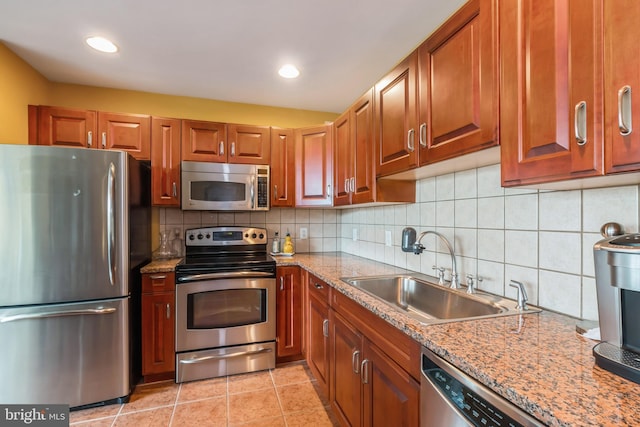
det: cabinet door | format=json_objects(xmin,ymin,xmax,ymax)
[
  {"xmin": 604, "ymin": 1, "xmax": 640, "ymax": 173},
  {"xmin": 307, "ymin": 292, "xmax": 330, "ymax": 396},
  {"xmin": 330, "ymin": 311, "xmax": 363, "ymax": 427},
  {"xmin": 227, "ymin": 124, "xmax": 271, "ymax": 165},
  {"xmin": 418, "ymin": 0, "xmax": 498, "ymax": 166},
  {"xmin": 35, "ymin": 106, "xmax": 97, "ymax": 148},
  {"xmin": 374, "ymin": 52, "xmax": 418, "ymax": 177},
  {"xmin": 351, "ymin": 89, "xmax": 376, "ymax": 204},
  {"xmin": 362, "ymin": 340, "xmax": 420, "ymax": 427},
  {"xmin": 270, "ymin": 128, "xmax": 295, "ymax": 207},
  {"xmin": 295, "ymin": 125, "xmax": 333, "ymax": 207},
  {"xmin": 99, "ymin": 112, "xmax": 151, "ymax": 160},
  {"xmin": 141, "ymin": 292, "xmax": 175, "ymax": 376},
  {"xmin": 151, "ymin": 117, "xmax": 181, "ymax": 206},
  {"xmin": 333, "ymin": 110, "xmax": 352, "ymax": 206},
  {"xmin": 181, "ymin": 120, "xmax": 227, "ymax": 162},
  {"xmin": 500, "ymin": 0, "xmax": 603, "ymax": 186},
  {"xmin": 276, "ymin": 266, "xmax": 303, "ymax": 362}
]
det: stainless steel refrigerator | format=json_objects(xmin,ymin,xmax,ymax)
[{"xmin": 0, "ymin": 144, "xmax": 151, "ymax": 408}]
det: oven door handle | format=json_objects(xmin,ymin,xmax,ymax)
[
  {"xmin": 177, "ymin": 271, "xmax": 274, "ymax": 282},
  {"xmin": 179, "ymin": 347, "xmax": 273, "ymax": 364}
]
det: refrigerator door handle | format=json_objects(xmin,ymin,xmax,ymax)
[
  {"xmin": 0, "ymin": 307, "xmax": 117, "ymax": 323},
  {"xmin": 107, "ymin": 163, "xmax": 116, "ymax": 286}
]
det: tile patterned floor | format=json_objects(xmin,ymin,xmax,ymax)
[{"xmin": 70, "ymin": 362, "xmax": 339, "ymax": 427}]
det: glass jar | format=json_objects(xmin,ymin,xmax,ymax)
[{"xmin": 153, "ymin": 230, "xmax": 176, "ymax": 259}]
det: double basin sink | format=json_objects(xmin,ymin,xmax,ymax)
[{"xmin": 341, "ymin": 273, "xmax": 538, "ymax": 325}]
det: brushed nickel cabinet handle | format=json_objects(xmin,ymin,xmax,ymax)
[
  {"xmin": 172, "ymin": 182, "xmax": 177, "ymax": 198},
  {"xmin": 280, "ymin": 276, "xmax": 284, "ymax": 291},
  {"xmin": 274, "ymin": 185, "xmax": 278, "ymax": 199},
  {"xmin": 361, "ymin": 359, "xmax": 370, "ymax": 384},
  {"xmin": 352, "ymin": 350, "xmax": 361, "ymax": 374},
  {"xmin": 350, "ymin": 177, "xmax": 355, "ymax": 193},
  {"xmin": 166, "ymin": 303, "xmax": 171, "ymax": 319},
  {"xmin": 87, "ymin": 131, "xmax": 93, "ymax": 148},
  {"xmin": 618, "ymin": 85, "xmax": 633, "ymax": 136},
  {"xmin": 150, "ymin": 274, "xmax": 167, "ymax": 280},
  {"xmin": 419, "ymin": 123, "xmax": 427, "ymax": 147},
  {"xmin": 574, "ymin": 101, "xmax": 587, "ymax": 146},
  {"xmin": 314, "ymin": 282, "xmax": 323, "ymax": 289},
  {"xmin": 101, "ymin": 131, "xmax": 107, "ymax": 149},
  {"xmin": 344, "ymin": 178, "xmax": 349, "ymax": 194},
  {"xmin": 407, "ymin": 128, "xmax": 415, "ymax": 152},
  {"xmin": 231, "ymin": 142, "xmax": 236, "ymax": 157},
  {"xmin": 219, "ymin": 141, "xmax": 225, "ymax": 156},
  {"xmin": 322, "ymin": 319, "xmax": 329, "ymax": 338}
]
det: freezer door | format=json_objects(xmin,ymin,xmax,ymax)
[
  {"xmin": 0, "ymin": 298, "xmax": 130, "ymax": 408},
  {"xmin": 0, "ymin": 145, "xmax": 130, "ymax": 306}
]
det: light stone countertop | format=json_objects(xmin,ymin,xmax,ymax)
[{"xmin": 144, "ymin": 252, "xmax": 640, "ymax": 426}]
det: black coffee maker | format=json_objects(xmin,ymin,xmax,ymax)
[{"xmin": 593, "ymin": 233, "xmax": 640, "ymax": 384}]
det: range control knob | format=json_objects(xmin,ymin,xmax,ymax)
[
  {"xmin": 206, "ymin": 233, "xmax": 211, "ymax": 239},
  {"xmin": 259, "ymin": 233, "xmax": 264, "ymax": 239},
  {"xmin": 252, "ymin": 233, "xmax": 257, "ymax": 239},
  {"xmin": 197, "ymin": 233, "xmax": 204, "ymax": 240},
  {"xmin": 188, "ymin": 234, "xmax": 195, "ymax": 241}
]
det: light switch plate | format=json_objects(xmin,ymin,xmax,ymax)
[
  {"xmin": 385, "ymin": 230, "xmax": 392, "ymax": 247},
  {"xmin": 352, "ymin": 228, "xmax": 359, "ymax": 241},
  {"xmin": 299, "ymin": 227, "xmax": 308, "ymax": 239}
]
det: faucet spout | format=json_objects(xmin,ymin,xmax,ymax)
[{"xmin": 414, "ymin": 230, "xmax": 460, "ymax": 289}]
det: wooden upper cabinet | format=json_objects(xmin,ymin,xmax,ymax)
[
  {"xmin": 151, "ymin": 117, "xmax": 181, "ymax": 207},
  {"xmin": 29, "ymin": 105, "xmax": 151, "ymax": 160},
  {"xmin": 99, "ymin": 112, "xmax": 151, "ymax": 160},
  {"xmin": 270, "ymin": 127, "xmax": 295, "ymax": 207},
  {"xmin": 333, "ymin": 109, "xmax": 352, "ymax": 207},
  {"xmin": 500, "ymin": 0, "xmax": 604, "ymax": 186},
  {"xmin": 295, "ymin": 125, "xmax": 333, "ymax": 207},
  {"xmin": 181, "ymin": 120, "xmax": 227, "ymax": 162},
  {"xmin": 418, "ymin": 0, "xmax": 498, "ymax": 166},
  {"xmin": 604, "ymin": 1, "xmax": 640, "ymax": 174},
  {"xmin": 32, "ymin": 106, "xmax": 97, "ymax": 149},
  {"xmin": 374, "ymin": 52, "xmax": 419, "ymax": 177},
  {"xmin": 227, "ymin": 124, "xmax": 270, "ymax": 164}
]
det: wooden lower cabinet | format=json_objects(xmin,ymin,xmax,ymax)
[
  {"xmin": 276, "ymin": 266, "xmax": 303, "ymax": 363},
  {"xmin": 141, "ymin": 272, "xmax": 175, "ymax": 382},
  {"xmin": 306, "ymin": 274, "xmax": 331, "ymax": 397}
]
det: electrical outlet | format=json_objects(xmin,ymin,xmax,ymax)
[
  {"xmin": 299, "ymin": 227, "xmax": 308, "ymax": 239},
  {"xmin": 352, "ymin": 228, "xmax": 359, "ymax": 241},
  {"xmin": 385, "ymin": 230, "xmax": 392, "ymax": 247}
]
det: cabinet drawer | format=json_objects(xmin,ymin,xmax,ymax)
[
  {"xmin": 308, "ymin": 273, "xmax": 330, "ymax": 302},
  {"xmin": 142, "ymin": 272, "xmax": 175, "ymax": 293}
]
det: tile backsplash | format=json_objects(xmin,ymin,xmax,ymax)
[{"xmin": 159, "ymin": 164, "xmax": 640, "ymax": 321}]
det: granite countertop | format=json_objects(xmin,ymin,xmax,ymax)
[
  {"xmin": 144, "ymin": 252, "xmax": 640, "ymax": 426},
  {"xmin": 140, "ymin": 258, "xmax": 182, "ymax": 273}
]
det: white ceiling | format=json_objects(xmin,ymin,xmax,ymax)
[{"xmin": 0, "ymin": 0, "xmax": 466, "ymax": 114}]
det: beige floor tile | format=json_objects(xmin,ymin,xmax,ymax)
[
  {"xmin": 277, "ymin": 382, "xmax": 325, "ymax": 414},
  {"xmin": 227, "ymin": 370, "xmax": 274, "ymax": 394},
  {"xmin": 121, "ymin": 381, "xmax": 179, "ymax": 414},
  {"xmin": 171, "ymin": 397, "xmax": 226, "ymax": 426},
  {"xmin": 271, "ymin": 363, "xmax": 314, "ymax": 386},
  {"xmin": 70, "ymin": 417, "xmax": 116, "ymax": 426},
  {"xmin": 228, "ymin": 415, "xmax": 286, "ymax": 427},
  {"xmin": 227, "ymin": 388, "xmax": 282, "ymax": 424},
  {"xmin": 113, "ymin": 407, "xmax": 173, "ymax": 427},
  {"xmin": 177, "ymin": 377, "xmax": 227, "ymax": 402},
  {"xmin": 284, "ymin": 407, "xmax": 338, "ymax": 427},
  {"xmin": 70, "ymin": 404, "xmax": 121, "ymax": 423}
]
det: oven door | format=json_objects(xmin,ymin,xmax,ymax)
[
  {"xmin": 181, "ymin": 170, "xmax": 254, "ymax": 211},
  {"xmin": 176, "ymin": 277, "xmax": 276, "ymax": 352}
]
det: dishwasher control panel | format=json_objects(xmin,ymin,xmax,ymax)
[{"xmin": 421, "ymin": 348, "xmax": 543, "ymax": 427}]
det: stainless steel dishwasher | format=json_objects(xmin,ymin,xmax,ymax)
[{"xmin": 421, "ymin": 347, "xmax": 544, "ymax": 427}]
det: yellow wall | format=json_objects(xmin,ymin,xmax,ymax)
[
  {"xmin": 49, "ymin": 84, "xmax": 338, "ymax": 128},
  {"xmin": 1, "ymin": 41, "xmax": 338, "ymax": 147},
  {"xmin": 0, "ymin": 43, "xmax": 51, "ymax": 144}
]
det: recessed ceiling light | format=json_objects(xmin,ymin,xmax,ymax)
[
  {"xmin": 85, "ymin": 36, "xmax": 118, "ymax": 53},
  {"xmin": 278, "ymin": 64, "xmax": 300, "ymax": 79}
]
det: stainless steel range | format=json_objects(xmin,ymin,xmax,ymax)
[{"xmin": 175, "ymin": 226, "xmax": 276, "ymax": 383}]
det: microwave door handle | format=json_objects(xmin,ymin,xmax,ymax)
[{"xmin": 250, "ymin": 176, "xmax": 255, "ymax": 209}]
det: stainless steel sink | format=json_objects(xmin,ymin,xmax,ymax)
[{"xmin": 341, "ymin": 274, "xmax": 538, "ymax": 324}]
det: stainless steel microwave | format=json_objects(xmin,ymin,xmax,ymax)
[{"xmin": 181, "ymin": 161, "xmax": 269, "ymax": 211}]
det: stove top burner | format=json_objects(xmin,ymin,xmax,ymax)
[{"xmin": 176, "ymin": 226, "xmax": 276, "ymax": 278}]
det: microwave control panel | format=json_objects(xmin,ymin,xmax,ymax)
[{"xmin": 257, "ymin": 176, "xmax": 268, "ymax": 208}]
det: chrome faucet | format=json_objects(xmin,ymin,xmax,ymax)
[
  {"xmin": 402, "ymin": 227, "xmax": 460, "ymax": 289},
  {"xmin": 509, "ymin": 280, "xmax": 528, "ymax": 310}
]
